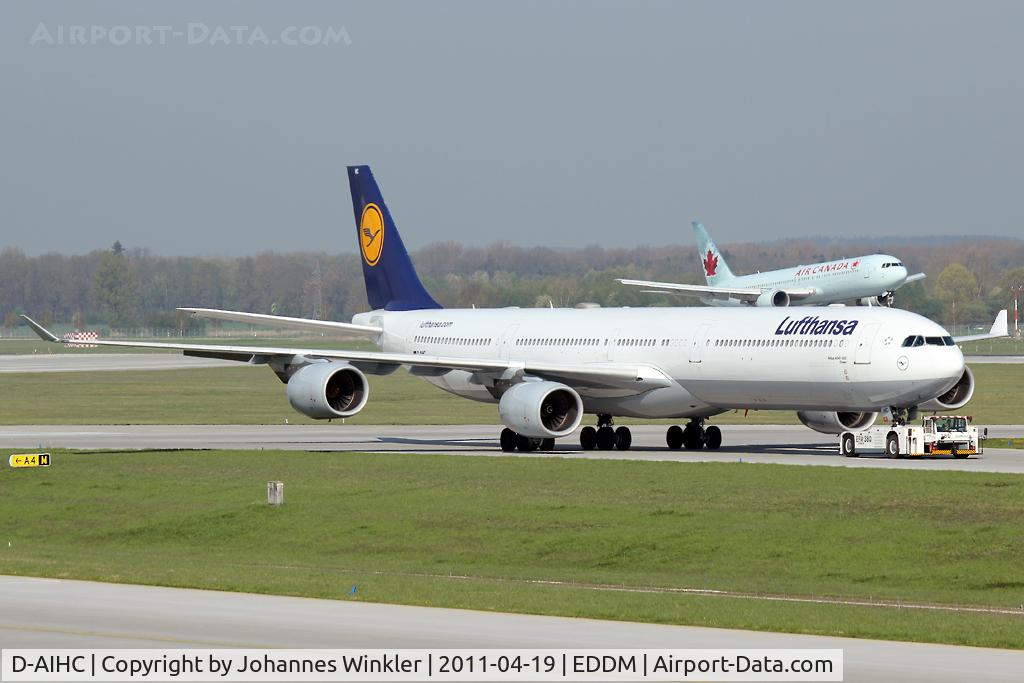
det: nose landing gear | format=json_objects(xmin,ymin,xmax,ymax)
[{"xmin": 666, "ymin": 419, "xmax": 722, "ymax": 450}]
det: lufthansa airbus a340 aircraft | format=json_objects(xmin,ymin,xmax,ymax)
[
  {"xmin": 23, "ymin": 166, "xmax": 1007, "ymax": 453},
  {"xmin": 618, "ymin": 221, "xmax": 927, "ymax": 307}
]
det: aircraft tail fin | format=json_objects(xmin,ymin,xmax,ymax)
[
  {"xmin": 347, "ymin": 166, "xmax": 442, "ymax": 311},
  {"xmin": 691, "ymin": 221, "xmax": 735, "ymax": 285}
]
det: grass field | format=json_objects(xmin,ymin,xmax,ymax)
[
  {"xmin": 984, "ymin": 438, "xmax": 1024, "ymax": 449},
  {"xmin": 0, "ymin": 363, "xmax": 1019, "ymax": 425},
  {"xmin": 1, "ymin": 450, "xmax": 1023, "ymax": 648},
  {"xmin": 959, "ymin": 337, "xmax": 1024, "ymax": 356}
]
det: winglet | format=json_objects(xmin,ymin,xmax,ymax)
[
  {"xmin": 991, "ymin": 308, "xmax": 1009, "ymax": 337},
  {"xmin": 20, "ymin": 315, "xmax": 61, "ymax": 343}
]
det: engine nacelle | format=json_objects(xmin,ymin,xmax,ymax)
[
  {"xmin": 755, "ymin": 290, "xmax": 790, "ymax": 307},
  {"xmin": 286, "ymin": 362, "xmax": 369, "ymax": 419},
  {"xmin": 498, "ymin": 381, "xmax": 583, "ymax": 438},
  {"xmin": 796, "ymin": 410, "xmax": 877, "ymax": 434},
  {"xmin": 916, "ymin": 367, "xmax": 975, "ymax": 412},
  {"xmin": 856, "ymin": 294, "xmax": 891, "ymax": 307}
]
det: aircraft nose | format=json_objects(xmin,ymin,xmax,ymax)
[{"xmin": 941, "ymin": 344, "xmax": 966, "ymax": 380}]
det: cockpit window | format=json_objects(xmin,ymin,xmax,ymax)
[
  {"xmin": 924, "ymin": 336, "xmax": 947, "ymax": 346},
  {"xmin": 943, "ymin": 336, "xmax": 955, "ymax": 346},
  {"xmin": 901, "ymin": 335, "xmax": 925, "ymax": 347}
]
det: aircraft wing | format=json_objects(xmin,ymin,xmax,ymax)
[
  {"xmin": 617, "ymin": 279, "xmax": 815, "ymax": 302},
  {"xmin": 21, "ymin": 315, "xmax": 671, "ymax": 392},
  {"xmin": 953, "ymin": 309, "xmax": 1009, "ymax": 344},
  {"xmin": 900, "ymin": 273, "xmax": 927, "ymax": 286},
  {"xmin": 617, "ymin": 278, "xmax": 763, "ymax": 302},
  {"xmin": 177, "ymin": 308, "xmax": 382, "ymax": 337}
]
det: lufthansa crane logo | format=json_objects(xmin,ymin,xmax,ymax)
[{"xmin": 359, "ymin": 203, "xmax": 384, "ymax": 266}]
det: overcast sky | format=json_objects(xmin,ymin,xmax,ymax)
[{"xmin": 2, "ymin": 1, "xmax": 1022, "ymax": 256}]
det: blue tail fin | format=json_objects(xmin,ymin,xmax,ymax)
[
  {"xmin": 347, "ymin": 165, "xmax": 442, "ymax": 311},
  {"xmin": 691, "ymin": 221, "xmax": 735, "ymax": 285}
]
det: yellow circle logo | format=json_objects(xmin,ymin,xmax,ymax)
[{"xmin": 359, "ymin": 203, "xmax": 384, "ymax": 266}]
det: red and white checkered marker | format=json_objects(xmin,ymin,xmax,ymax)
[{"xmin": 62, "ymin": 330, "xmax": 99, "ymax": 348}]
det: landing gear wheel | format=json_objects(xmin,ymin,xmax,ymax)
[
  {"xmin": 885, "ymin": 433, "xmax": 900, "ymax": 458},
  {"xmin": 580, "ymin": 426, "xmax": 597, "ymax": 451},
  {"xmin": 704, "ymin": 425, "xmax": 722, "ymax": 450},
  {"xmin": 539, "ymin": 437, "xmax": 555, "ymax": 452},
  {"xmin": 666, "ymin": 425, "xmax": 683, "ymax": 450},
  {"xmin": 682, "ymin": 425, "xmax": 705, "ymax": 450},
  {"xmin": 841, "ymin": 433, "xmax": 857, "ymax": 457},
  {"xmin": 500, "ymin": 428, "xmax": 517, "ymax": 452},
  {"xmin": 596, "ymin": 426, "xmax": 616, "ymax": 451},
  {"xmin": 614, "ymin": 426, "xmax": 632, "ymax": 451},
  {"xmin": 516, "ymin": 435, "xmax": 538, "ymax": 452}
]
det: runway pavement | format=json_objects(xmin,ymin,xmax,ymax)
[
  {"xmin": 3, "ymin": 424, "xmax": 1023, "ymax": 473},
  {"xmin": 0, "ymin": 576, "xmax": 1021, "ymax": 682},
  {"xmin": 0, "ymin": 353, "xmax": 238, "ymax": 373}
]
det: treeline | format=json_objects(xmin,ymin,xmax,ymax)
[{"xmin": 1, "ymin": 236, "xmax": 1022, "ymax": 332}]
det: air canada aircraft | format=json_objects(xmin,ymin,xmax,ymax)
[
  {"xmin": 618, "ymin": 221, "xmax": 927, "ymax": 307},
  {"xmin": 23, "ymin": 166, "xmax": 1008, "ymax": 453}
]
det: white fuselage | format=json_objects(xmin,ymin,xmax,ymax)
[
  {"xmin": 708, "ymin": 253, "xmax": 910, "ymax": 306},
  {"xmin": 354, "ymin": 306, "xmax": 965, "ymax": 420}
]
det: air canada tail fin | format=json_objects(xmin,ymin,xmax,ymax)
[
  {"xmin": 691, "ymin": 221, "xmax": 735, "ymax": 286},
  {"xmin": 347, "ymin": 165, "xmax": 441, "ymax": 311}
]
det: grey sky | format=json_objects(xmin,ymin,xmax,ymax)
[{"xmin": 2, "ymin": 1, "xmax": 1022, "ymax": 256}]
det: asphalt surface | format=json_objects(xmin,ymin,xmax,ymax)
[
  {"xmin": 2, "ymin": 424, "xmax": 1023, "ymax": 473},
  {"xmin": 1, "ymin": 577, "xmax": 1021, "ymax": 682}
]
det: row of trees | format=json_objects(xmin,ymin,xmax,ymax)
[{"xmin": 1, "ymin": 237, "xmax": 1021, "ymax": 333}]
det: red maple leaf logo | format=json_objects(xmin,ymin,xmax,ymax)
[
  {"xmin": 703, "ymin": 249, "xmax": 718, "ymax": 277},
  {"xmin": 852, "ymin": 259, "xmax": 860, "ymax": 268}
]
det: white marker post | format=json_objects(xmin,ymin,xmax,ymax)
[{"xmin": 267, "ymin": 481, "xmax": 284, "ymax": 506}]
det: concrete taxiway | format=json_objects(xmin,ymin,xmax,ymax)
[
  {"xmin": 1, "ymin": 576, "xmax": 1021, "ymax": 682},
  {"xmin": 2, "ymin": 424, "xmax": 1023, "ymax": 473}
]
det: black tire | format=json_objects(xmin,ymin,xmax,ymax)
[
  {"xmin": 666, "ymin": 425, "xmax": 683, "ymax": 450},
  {"xmin": 885, "ymin": 433, "xmax": 899, "ymax": 458},
  {"xmin": 596, "ymin": 426, "xmax": 616, "ymax": 451},
  {"xmin": 500, "ymin": 428, "xmax": 517, "ymax": 452},
  {"xmin": 614, "ymin": 426, "xmax": 632, "ymax": 451},
  {"xmin": 580, "ymin": 426, "xmax": 597, "ymax": 451},
  {"xmin": 682, "ymin": 425, "xmax": 704, "ymax": 450},
  {"xmin": 516, "ymin": 434, "xmax": 538, "ymax": 452},
  {"xmin": 841, "ymin": 433, "xmax": 857, "ymax": 457},
  {"xmin": 705, "ymin": 425, "xmax": 722, "ymax": 450},
  {"xmin": 539, "ymin": 437, "xmax": 555, "ymax": 452}
]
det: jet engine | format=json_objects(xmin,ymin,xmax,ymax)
[
  {"xmin": 796, "ymin": 411, "xmax": 877, "ymax": 434},
  {"xmin": 286, "ymin": 361, "xmax": 369, "ymax": 419},
  {"xmin": 915, "ymin": 367, "xmax": 975, "ymax": 412},
  {"xmin": 498, "ymin": 381, "xmax": 583, "ymax": 438},
  {"xmin": 755, "ymin": 290, "xmax": 791, "ymax": 307},
  {"xmin": 857, "ymin": 294, "xmax": 892, "ymax": 307}
]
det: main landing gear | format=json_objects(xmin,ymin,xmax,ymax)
[
  {"xmin": 579, "ymin": 414, "xmax": 632, "ymax": 451},
  {"xmin": 666, "ymin": 419, "xmax": 722, "ymax": 450},
  {"xmin": 499, "ymin": 428, "xmax": 555, "ymax": 453}
]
